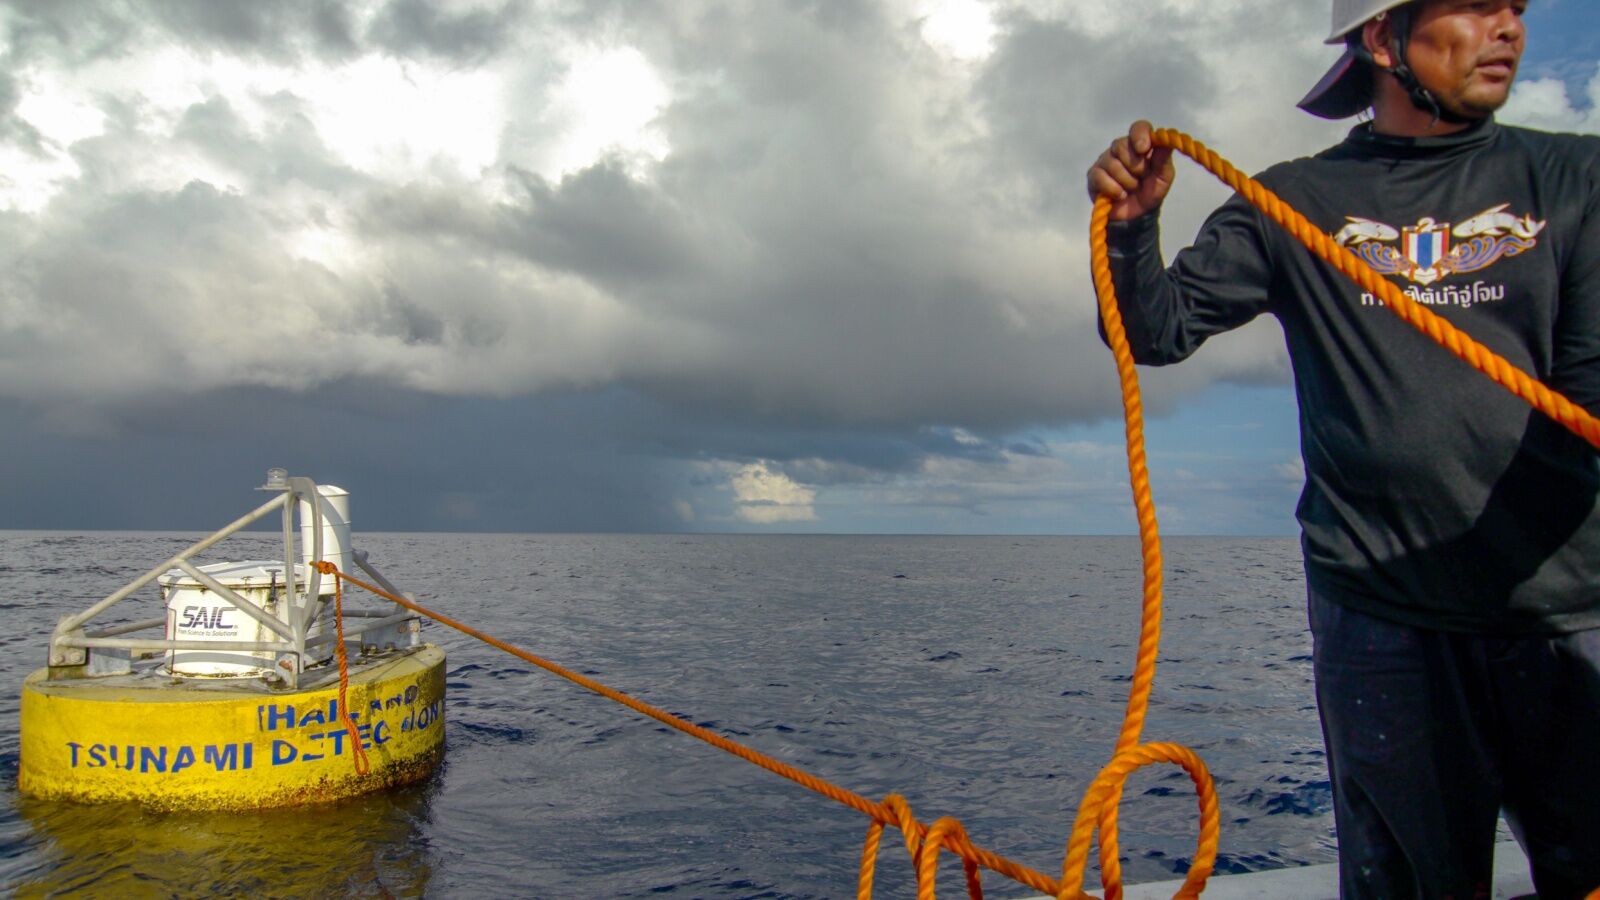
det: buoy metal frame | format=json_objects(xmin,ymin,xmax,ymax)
[{"xmin": 18, "ymin": 470, "xmax": 447, "ymax": 809}]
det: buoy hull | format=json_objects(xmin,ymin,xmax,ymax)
[{"xmin": 18, "ymin": 644, "xmax": 445, "ymax": 810}]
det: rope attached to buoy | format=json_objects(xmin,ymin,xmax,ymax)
[{"xmin": 314, "ymin": 560, "xmax": 371, "ymax": 777}]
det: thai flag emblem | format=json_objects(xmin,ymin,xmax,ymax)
[
  {"xmin": 1403, "ymin": 220, "xmax": 1451, "ymax": 274},
  {"xmin": 1335, "ymin": 207, "xmax": 1545, "ymax": 287}
]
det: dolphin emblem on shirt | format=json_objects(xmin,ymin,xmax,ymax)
[
  {"xmin": 1334, "ymin": 217, "xmax": 1400, "ymax": 246},
  {"xmin": 1453, "ymin": 203, "xmax": 1546, "ymax": 240}
]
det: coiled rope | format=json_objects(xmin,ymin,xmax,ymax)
[{"xmin": 314, "ymin": 127, "xmax": 1600, "ymax": 899}]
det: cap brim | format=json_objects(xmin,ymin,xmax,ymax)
[{"xmin": 1298, "ymin": 48, "xmax": 1372, "ymax": 119}]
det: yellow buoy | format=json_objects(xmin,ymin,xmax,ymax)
[
  {"xmin": 19, "ymin": 644, "xmax": 445, "ymax": 810},
  {"xmin": 19, "ymin": 473, "xmax": 449, "ymax": 809}
]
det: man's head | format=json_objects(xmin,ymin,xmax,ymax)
[{"xmin": 1299, "ymin": 0, "xmax": 1527, "ymax": 123}]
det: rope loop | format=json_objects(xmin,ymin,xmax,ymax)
[
  {"xmin": 918, "ymin": 816, "xmax": 984, "ymax": 900},
  {"xmin": 1058, "ymin": 743, "xmax": 1219, "ymax": 900},
  {"xmin": 859, "ymin": 794, "xmax": 928, "ymax": 898}
]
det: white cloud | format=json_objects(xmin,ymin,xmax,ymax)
[
  {"xmin": 673, "ymin": 498, "xmax": 696, "ymax": 522},
  {"xmin": 541, "ymin": 45, "xmax": 670, "ymax": 180},
  {"xmin": 1273, "ymin": 456, "xmax": 1306, "ymax": 482},
  {"xmin": 1501, "ymin": 66, "xmax": 1600, "ymax": 135},
  {"xmin": 727, "ymin": 462, "xmax": 818, "ymax": 524}
]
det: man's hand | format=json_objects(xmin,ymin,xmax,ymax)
[{"xmin": 1086, "ymin": 120, "xmax": 1176, "ymax": 221}]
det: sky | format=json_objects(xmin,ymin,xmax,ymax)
[{"xmin": 0, "ymin": 0, "xmax": 1596, "ymax": 535}]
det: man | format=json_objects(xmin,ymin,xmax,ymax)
[{"xmin": 1086, "ymin": 0, "xmax": 1600, "ymax": 896}]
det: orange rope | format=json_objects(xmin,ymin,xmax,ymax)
[
  {"xmin": 1075, "ymin": 142, "xmax": 1221, "ymax": 900},
  {"xmin": 313, "ymin": 560, "xmax": 371, "ymax": 777},
  {"xmin": 1066, "ymin": 126, "xmax": 1600, "ymax": 900},
  {"xmin": 301, "ymin": 127, "xmax": 1599, "ymax": 898},
  {"xmin": 319, "ymin": 565, "xmax": 1062, "ymax": 898}
]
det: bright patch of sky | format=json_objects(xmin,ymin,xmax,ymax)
[
  {"xmin": 917, "ymin": 0, "xmax": 999, "ymax": 61},
  {"xmin": 2, "ymin": 45, "xmax": 507, "ymax": 211},
  {"xmin": 299, "ymin": 56, "xmax": 504, "ymax": 179},
  {"xmin": 0, "ymin": 69, "xmax": 101, "ymax": 211},
  {"xmin": 542, "ymin": 45, "xmax": 671, "ymax": 180}
]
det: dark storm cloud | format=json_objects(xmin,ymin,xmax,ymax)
[
  {"xmin": 0, "ymin": 383, "xmax": 1041, "ymax": 532},
  {"xmin": 978, "ymin": 12, "xmax": 1216, "ymax": 214},
  {"xmin": 2, "ymin": 0, "xmax": 358, "ymax": 64},
  {"xmin": 0, "ymin": 387, "xmax": 693, "ymax": 533},
  {"xmin": 359, "ymin": 162, "xmax": 707, "ymax": 288},
  {"xmin": 1, "ymin": 172, "xmax": 362, "ymax": 401},
  {"xmin": 147, "ymin": 0, "xmax": 354, "ymax": 57},
  {"xmin": 1, "ymin": 0, "xmax": 141, "ymax": 66},
  {"xmin": 366, "ymin": 0, "xmax": 523, "ymax": 62},
  {"xmin": 170, "ymin": 94, "xmax": 364, "ymax": 193},
  {"xmin": 505, "ymin": 163, "xmax": 707, "ymax": 285}
]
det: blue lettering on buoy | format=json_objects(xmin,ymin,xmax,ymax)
[
  {"xmin": 260, "ymin": 703, "xmax": 297, "ymax": 732},
  {"xmin": 139, "ymin": 746, "xmax": 167, "ymax": 773},
  {"xmin": 412, "ymin": 699, "xmax": 441, "ymax": 731},
  {"xmin": 60, "ymin": 677, "xmax": 434, "ymax": 779},
  {"xmin": 204, "ymin": 744, "xmax": 238, "ymax": 771}
]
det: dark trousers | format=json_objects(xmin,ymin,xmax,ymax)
[{"xmin": 1309, "ymin": 589, "xmax": 1600, "ymax": 899}]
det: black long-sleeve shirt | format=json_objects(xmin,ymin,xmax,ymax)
[{"xmin": 1106, "ymin": 118, "xmax": 1600, "ymax": 633}]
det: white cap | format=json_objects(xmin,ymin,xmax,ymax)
[{"xmin": 1324, "ymin": 0, "xmax": 1413, "ymax": 43}]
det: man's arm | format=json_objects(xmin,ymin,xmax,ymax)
[
  {"xmin": 1552, "ymin": 147, "xmax": 1600, "ymax": 419},
  {"xmin": 1087, "ymin": 123, "xmax": 1275, "ymax": 365}
]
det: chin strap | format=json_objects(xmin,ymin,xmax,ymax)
[{"xmin": 1383, "ymin": 4, "xmax": 1475, "ymax": 126}]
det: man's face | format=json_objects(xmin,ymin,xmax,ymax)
[{"xmin": 1406, "ymin": 0, "xmax": 1528, "ymax": 118}]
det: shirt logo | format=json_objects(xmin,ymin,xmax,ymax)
[{"xmin": 1332, "ymin": 204, "xmax": 1545, "ymax": 286}]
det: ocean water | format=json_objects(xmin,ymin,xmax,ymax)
[{"xmin": 0, "ymin": 532, "xmax": 1330, "ymax": 898}]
